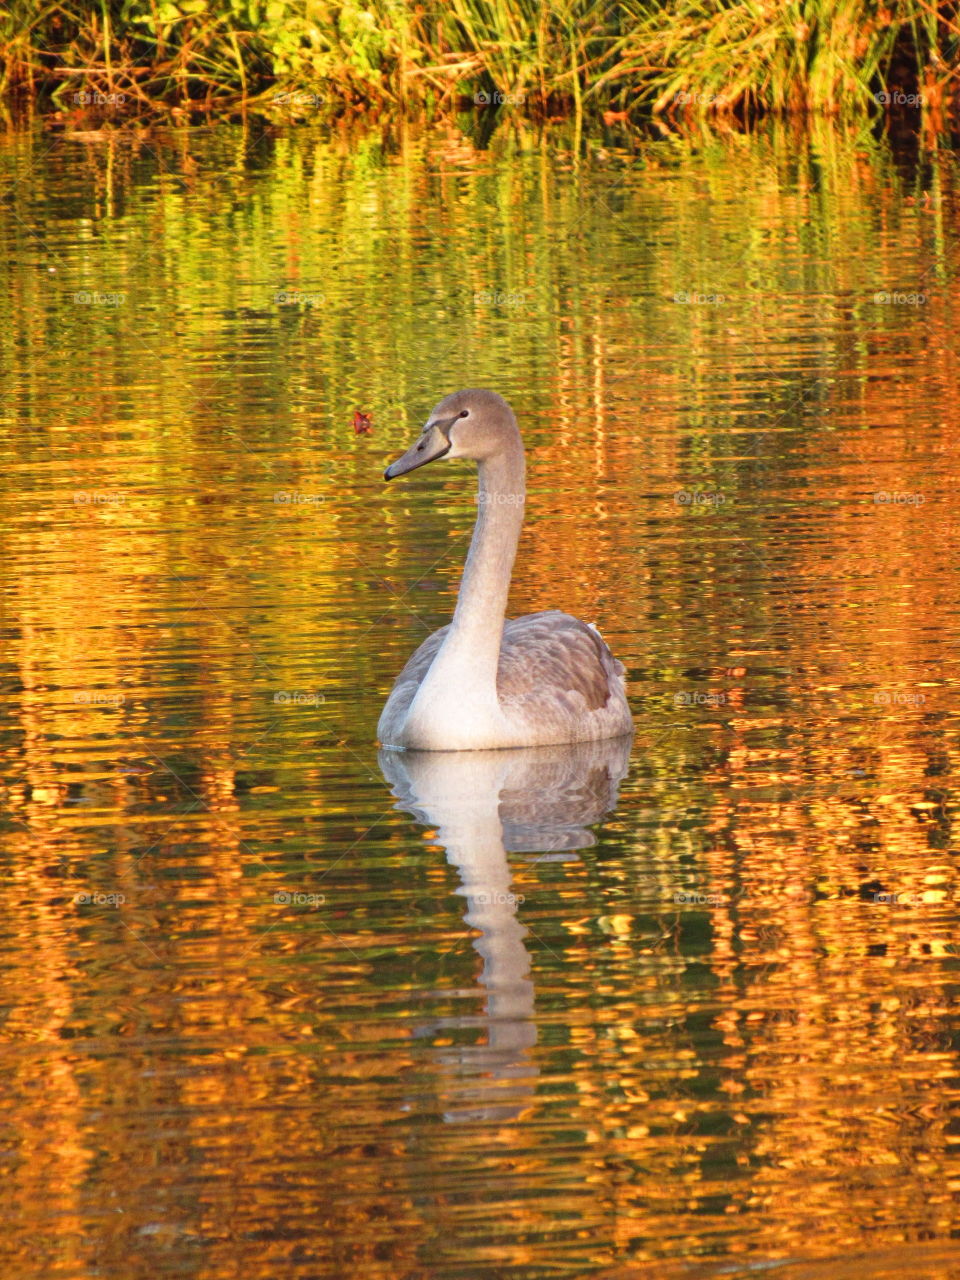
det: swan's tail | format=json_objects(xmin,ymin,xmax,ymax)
[{"xmin": 588, "ymin": 622, "xmax": 626, "ymax": 682}]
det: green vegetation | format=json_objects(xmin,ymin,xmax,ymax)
[{"xmin": 0, "ymin": 0, "xmax": 957, "ymax": 121}]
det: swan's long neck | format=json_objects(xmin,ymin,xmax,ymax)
[
  {"xmin": 445, "ymin": 438, "xmax": 526, "ymax": 679},
  {"xmin": 402, "ymin": 434, "xmax": 526, "ymax": 747}
]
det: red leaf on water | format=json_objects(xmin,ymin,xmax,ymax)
[{"xmin": 353, "ymin": 410, "xmax": 373, "ymax": 435}]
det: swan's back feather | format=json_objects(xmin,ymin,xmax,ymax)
[{"xmin": 497, "ymin": 611, "xmax": 621, "ymax": 712}]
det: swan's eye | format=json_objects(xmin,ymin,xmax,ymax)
[{"xmin": 458, "ymin": 409, "xmax": 469, "ymax": 418}]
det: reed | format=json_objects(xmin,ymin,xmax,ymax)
[
  {"xmin": 617, "ymin": 0, "xmax": 958, "ymax": 119},
  {"xmin": 0, "ymin": 0, "xmax": 956, "ymax": 121}
]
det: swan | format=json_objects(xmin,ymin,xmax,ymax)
[{"xmin": 378, "ymin": 389, "xmax": 633, "ymax": 751}]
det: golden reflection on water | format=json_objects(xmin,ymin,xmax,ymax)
[{"xmin": 0, "ymin": 116, "xmax": 958, "ymax": 1279}]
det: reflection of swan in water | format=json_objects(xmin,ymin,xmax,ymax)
[{"xmin": 379, "ymin": 735, "xmax": 632, "ymax": 1123}]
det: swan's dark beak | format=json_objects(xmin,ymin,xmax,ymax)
[{"xmin": 384, "ymin": 417, "xmax": 456, "ymax": 481}]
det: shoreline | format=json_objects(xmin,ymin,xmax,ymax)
[{"xmin": 1, "ymin": 1, "xmax": 956, "ymax": 128}]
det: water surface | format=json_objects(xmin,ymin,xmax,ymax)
[{"xmin": 1, "ymin": 116, "xmax": 959, "ymax": 1279}]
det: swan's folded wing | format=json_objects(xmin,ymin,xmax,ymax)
[{"xmin": 498, "ymin": 611, "xmax": 623, "ymax": 712}]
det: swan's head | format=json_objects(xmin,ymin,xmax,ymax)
[{"xmin": 384, "ymin": 389, "xmax": 520, "ymax": 481}]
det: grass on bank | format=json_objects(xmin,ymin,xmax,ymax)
[{"xmin": 0, "ymin": 0, "xmax": 958, "ymax": 121}]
